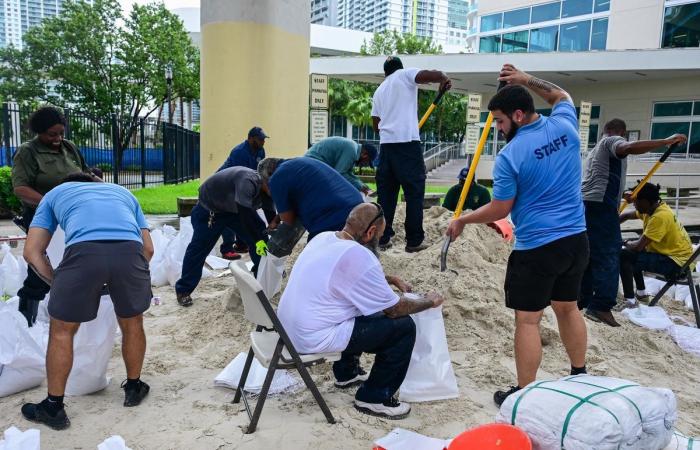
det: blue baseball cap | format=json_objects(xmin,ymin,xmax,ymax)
[
  {"xmin": 458, "ymin": 167, "xmax": 470, "ymax": 181},
  {"xmin": 248, "ymin": 126, "xmax": 269, "ymax": 139},
  {"xmin": 361, "ymin": 143, "xmax": 378, "ymax": 167}
]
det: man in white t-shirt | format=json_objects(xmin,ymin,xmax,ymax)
[
  {"xmin": 278, "ymin": 202, "xmax": 444, "ymax": 419},
  {"xmin": 371, "ymin": 56, "xmax": 451, "ymax": 253}
]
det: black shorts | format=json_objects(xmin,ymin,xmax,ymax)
[
  {"xmin": 49, "ymin": 240, "xmax": 152, "ymax": 322},
  {"xmin": 504, "ymin": 232, "xmax": 589, "ymax": 312}
]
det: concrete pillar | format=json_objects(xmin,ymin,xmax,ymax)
[{"xmin": 200, "ymin": 0, "xmax": 310, "ymax": 177}]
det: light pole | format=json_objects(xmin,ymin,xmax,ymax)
[{"xmin": 165, "ymin": 64, "xmax": 173, "ymax": 124}]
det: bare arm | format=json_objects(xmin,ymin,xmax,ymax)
[
  {"xmin": 372, "ymin": 116, "xmax": 380, "ymax": 134},
  {"xmin": 23, "ymin": 227, "xmax": 53, "ymax": 284},
  {"xmin": 498, "ymin": 64, "xmax": 571, "ymax": 106},
  {"xmin": 619, "ymin": 210, "xmax": 638, "ymax": 223},
  {"xmin": 415, "ymin": 70, "xmax": 452, "ymax": 92},
  {"xmin": 141, "ymin": 229, "xmax": 154, "ymax": 262},
  {"xmin": 615, "ymin": 134, "xmax": 687, "ymax": 158},
  {"xmin": 446, "ymin": 199, "xmax": 515, "ymax": 241},
  {"xmin": 386, "ymin": 275, "xmax": 412, "ymax": 293},
  {"xmin": 14, "ymin": 186, "xmax": 43, "ymax": 206},
  {"xmin": 383, "ymin": 292, "xmax": 444, "ymax": 319},
  {"xmin": 624, "ymin": 235, "xmax": 652, "ymax": 252}
]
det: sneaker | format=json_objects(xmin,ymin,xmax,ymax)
[
  {"xmin": 494, "ymin": 385, "xmax": 521, "ymax": 407},
  {"xmin": 636, "ymin": 294, "xmax": 651, "ymax": 304},
  {"xmin": 585, "ymin": 309, "xmax": 621, "ymax": 327},
  {"xmin": 176, "ymin": 292, "xmax": 193, "ymax": 307},
  {"xmin": 122, "ymin": 380, "xmax": 150, "ymax": 407},
  {"xmin": 221, "ymin": 251, "xmax": 242, "ymax": 261},
  {"xmin": 405, "ymin": 243, "xmax": 429, "ymax": 253},
  {"xmin": 379, "ymin": 241, "xmax": 393, "ymax": 251},
  {"xmin": 354, "ymin": 397, "xmax": 411, "ymax": 419},
  {"xmin": 233, "ymin": 243, "xmax": 249, "ymax": 253},
  {"xmin": 334, "ymin": 368, "xmax": 369, "ymax": 389},
  {"xmin": 21, "ymin": 400, "xmax": 70, "ymax": 430}
]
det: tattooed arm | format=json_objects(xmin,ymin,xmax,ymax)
[
  {"xmin": 383, "ymin": 292, "xmax": 444, "ymax": 318},
  {"xmin": 498, "ymin": 63, "xmax": 572, "ymax": 106},
  {"xmin": 23, "ymin": 227, "xmax": 54, "ymax": 284}
]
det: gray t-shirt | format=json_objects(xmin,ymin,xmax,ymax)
[
  {"xmin": 198, "ymin": 166, "xmax": 261, "ymax": 213},
  {"xmin": 581, "ymin": 136, "xmax": 627, "ymax": 206}
]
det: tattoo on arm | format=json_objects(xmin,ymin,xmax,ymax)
[
  {"xmin": 526, "ymin": 76, "xmax": 561, "ymax": 93},
  {"xmin": 383, "ymin": 295, "xmax": 433, "ymax": 318}
]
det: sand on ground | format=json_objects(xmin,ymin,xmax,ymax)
[{"xmin": 1, "ymin": 205, "xmax": 699, "ymax": 449}]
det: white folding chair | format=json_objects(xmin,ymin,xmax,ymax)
[{"xmin": 229, "ymin": 262, "xmax": 340, "ymax": 434}]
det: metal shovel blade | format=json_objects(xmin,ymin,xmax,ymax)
[{"xmin": 440, "ymin": 235, "xmax": 451, "ymax": 272}]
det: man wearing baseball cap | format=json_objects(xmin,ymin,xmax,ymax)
[
  {"xmin": 305, "ymin": 136, "xmax": 377, "ymax": 195},
  {"xmin": 442, "ymin": 167, "xmax": 491, "ymax": 212},
  {"xmin": 217, "ymin": 126, "xmax": 271, "ymax": 260}
]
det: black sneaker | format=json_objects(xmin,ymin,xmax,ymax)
[
  {"xmin": 354, "ymin": 396, "xmax": 411, "ymax": 419},
  {"xmin": 405, "ymin": 243, "xmax": 429, "ymax": 253},
  {"xmin": 21, "ymin": 400, "xmax": 70, "ymax": 430},
  {"xmin": 494, "ymin": 385, "xmax": 521, "ymax": 407},
  {"xmin": 334, "ymin": 368, "xmax": 369, "ymax": 389},
  {"xmin": 122, "ymin": 380, "xmax": 150, "ymax": 407}
]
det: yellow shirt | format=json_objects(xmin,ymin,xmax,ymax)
[{"xmin": 638, "ymin": 202, "xmax": 693, "ymax": 267}]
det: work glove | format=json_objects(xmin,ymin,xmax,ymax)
[
  {"xmin": 256, "ymin": 240, "xmax": 268, "ymax": 257},
  {"xmin": 18, "ymin": 298, "xmax": 40, "ymax": 327}
]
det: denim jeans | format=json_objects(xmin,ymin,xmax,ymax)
[
  {"xmin": 620, "ymin": 248, "xmax": 682, "ymax": 298},
  {"xmin": 376, "ymin": 141, "xmax": 426, "ymax": 247},
  {"xmin": 333, "ymin": 313, "xmax": 416, "ymax": 404},
  {"xmin": 580, "ymin": 201, "xmax": 621, "ymax": 312},
  {"xmin": 175, "ymin": 203, "xmax": 263, "ymax": 294}
]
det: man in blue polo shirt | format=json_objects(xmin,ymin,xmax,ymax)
[
  {"xmin": 257, "ymin": 157, "xmax": 363, "ymax": 240},
  {"xmin": 446, "ymin": 64, "xmax": 589, "ymax": 407},
  {"xmin": 217, "ymin": 126, "xmax": 269, "ymax": 260}
]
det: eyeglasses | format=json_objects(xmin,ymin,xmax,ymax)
[{"xmin": 363, "ymin": 202, "xmax": 384, "ymax": 236}]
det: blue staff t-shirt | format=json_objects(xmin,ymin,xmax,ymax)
[
  {"xmin": 31, "ymin": 182, "xmax": 149, "ymax": 246},
  {"xmin": 269, "ymin": 158, "xmax": 363, "ymax": 234},
  {"xmin": 492, "ymin": 101, "xmax": 585, "ymax": 250}
]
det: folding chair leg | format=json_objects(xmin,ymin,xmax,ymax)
[
  {"xmin": 294, "ymin": 359, "xmax": 336, "ymax": 425},
  {"xmin": 649, "ymin": 280, "xmax": 675, "ymax": 307},
  {"xmin": 246, "ymin": 339, "xmax": 283, "ymax": 434},
  {"xmin": 688, "ymin": 273, "xmax": 700, "ymax": 328},
  {"xmin": 233, "ymin": 347, "xmax": 256, "ymax": 405}
]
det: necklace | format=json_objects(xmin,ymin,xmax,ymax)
[{"xmin": 336, "ymin": 230, "xmax": 354, "ymax": 241}]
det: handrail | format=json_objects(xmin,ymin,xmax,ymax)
[{"xmin": 424, "ymin": 142, "xmax": 461, "ymax": 173}]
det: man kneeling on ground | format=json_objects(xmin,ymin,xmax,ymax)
[
  {"xmin": 21, "ymin": 173, "xmax": 154, "ymax": 430},
  {"xmin": 278, "ymin": 203, "xmax": 444, "ymax": 419},
  {"xmin": 620, "ymin": 183, "xmax": 694, "ymax": 306}
]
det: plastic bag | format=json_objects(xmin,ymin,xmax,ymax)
[
  {"xmin": 0, "ymin": 426, "xmax": 40, "ymax": 450},
  {"xmin": 45, "ymin": 226, "xmax": 66, "ymax": 269},
  {"xmin": 149, "ymin": 227, "xmax": 173, "ymax": 287},
  {"xmin": 496, "ymin": 375, "xmax": 677, "ymax": 450},
  {"xmin": 164, "ymin": 217, "xmax": 193, "ymax": 286},
  {"xmin": 374, "ymin": 428, "xmax": 450, "ymax": 450},
  {"xmin": 63, "ymin": 296, "xmax": 118, "ymax": 396},
  {"xmin": 668, "ymin": 325, "xmax": 700, "ymax": 358},
  {"xmin": 98, "ymin": 435, "xmax": 132, "ymax": 450},
  {"xmin": 399, "ymin": 304, "xmax": 459, "ymax": 402},
  {"xmin": 1, "ymin": 244, "xmax": 27, "ymax": 297},
  {"xmin": 256, "ymin": 254, "xmax": 286, "ymax": 299},
  {"xmin": 0, "ymin": 308, "xmax": 46, "ymax": 397},
  {"xmin": 214, "ymin": 352, "xmax": 300, "ymax": 395}
]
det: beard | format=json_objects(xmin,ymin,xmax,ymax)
[
  {"xmin": 361, "ymin": 234, "xmax": 380, "ymax": 258},
  {"xmin": 504, "ymin": 120, "xmax": 520, "ymax": 143}
]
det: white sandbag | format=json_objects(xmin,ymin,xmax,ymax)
[
  {"xmin": 621, "ymin": 305, "xmax": 674, "ymax": 330},
  {"xmin": 374, "ymin": 428, "xmax": 450, "ymax": 450},
  {"xmin": 399, "ymin": 303, "xmax": 459, "ymax": 402},
  {"xmin": 45, "ymin": 226, "xmax": 66, "ymax": 269},
  {"xmin": 0, "ymin": 309, "xmax": 46, "ymax": 397},
  {"xmin": 668, "ymin": 325, "xmax": 700, "ymax": 358},
  {"xmin": 205, "ymin": 255, "xmax": 229, "ymax": 270},
  {"xmin": 97, "ymin": 435, "xmax": 132, "ymax": 450},
  {"xmin": 642, "ymin": 277, "xmax": 670, "ymax": 298},
  {"xmin": 148, "ymin": 227, "xmax": 172, "ymax": 287},
  {"xmin": 256, "ymin": 254, "xmax": 286, "ymax": 299},
  {"xmin": 0, "ymin": 426, "xmax": 40, "ymax": 450},
  {"xmin": 214, "ymin": 352, "xmax": 300, "ymax": 395},
  {"xmin": 496, "ymin": 375, "xmax": 676, "ymax": 450},
  {"xmin": 664, "ymin": 430, "xmax": 698, "ymax": 449},
  {"xmin": 1, "ymin": 244, "xmax": 27, "ymax": 297},
  {"xmin": 164, "ymin": 218, "xmax": 193, "ymax": 286},
  {"xmin": 63, "ymin": 296, "xmax": 118, "ymax": 396}
]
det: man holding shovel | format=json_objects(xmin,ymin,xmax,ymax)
[
  {"xmin": 446, "ymin": 64, "xmax": 589, "ymax": 407},
  {"xmin": 371, "ymin": 56, "xmax": 451, "ymax": 252}
]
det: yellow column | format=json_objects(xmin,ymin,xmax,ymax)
[{"xmin": 200, "ymin": 0, "xmax": 310, "ymax": 177}]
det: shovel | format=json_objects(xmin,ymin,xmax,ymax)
[
  {"xmin": 419, "ymin": 85, "xmax": 449, "ymax": 129},
  {"xmin": 440, "ymin": 81, "xmax": 506, "ymax": 272},
  {"xmin": 617, "ymin": 142, "xmax": 680, "ymax": 213}
]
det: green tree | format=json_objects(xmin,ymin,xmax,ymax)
[
  {"xmin": 1, "ymin": 0, "xmax": 199, "ymax": 162},
  {"xmin": 0, "ymin": 46, "xmax": 46, "ymax": 104},
  {"xmin": 360, "ymin": 29, "xmax": 443, "ymax": 55}
]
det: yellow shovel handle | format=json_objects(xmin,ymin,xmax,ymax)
[{"xmin": 453, "ymin": 113, "xmax": 494, "ymax": 218}]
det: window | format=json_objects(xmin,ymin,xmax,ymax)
[
  {"xmin": 691, "ymin": 121, "xmax": 700, "ymax": 154},
  {"xmin": 662, "ymin": 2, "xmax": 700, "ymax": 48},
  {"xmin": 531, "ymin": 2, "xmax": 560, "ymax": 23},
  {"xmin": 651, "ymin": 101, "xmax": 700, "ymax": 155},
  {"xmin": 502, "ymin": 30, "xmax": 529, "ymax": 52},
  {"xmin": 503, "ymin": 7, "xmax": 529, "ymax": 28},
  {"xmin": 590, "ymin": 17, "xmax": 608, "ymax": 49},
  {"xmin": 479, "ymin": 35, "xmax": 501, "ymax": 52},
  {"xmin": 480, "ymin": 13, "xmax": 502, "ymax": 32},
  {"xmin": 594, "ymin": 0, "xmax": 610, "ymax": 13},
  {"xmin": 561, "ymin": 0, "xmax": 593, "ymax": 18},
  {"xmin": 529, "ymin": 25, "xmax": 559, "ymax": 52},
  {"xmin": 559, "ymin": 20, "xmax": 591, "ymax": 51},
  {"xmin": 650, "ymin": 122, "xmax": 690, "ymax": 153},
  {"xmin": 654, "ymin": 102, "xmax": 693, "ymax": 117}
]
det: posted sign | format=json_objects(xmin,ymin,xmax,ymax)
[
  {"xmin": 309, "ymin": 110, "xmax": 328, "ymax": 144},
  {"xmin": 579, "ymin": 101, "xmax": 592, "ymax": 128},
  {"xmin": 310, "ymin": 74, "xmax": 329, "ymax": 109},
  {"xmin": 466, "ymin": 93, "xmax": 482, "ymax": 124}
]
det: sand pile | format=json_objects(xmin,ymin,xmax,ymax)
[{"xmin": 2, "ymin": 205, "xmax": 699, "ymax": 449}]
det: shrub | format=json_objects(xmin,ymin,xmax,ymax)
[{"xmin": 0, "ymin": 167, "xmax": 21, "ymax": 214}]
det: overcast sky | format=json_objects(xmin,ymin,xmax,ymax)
[{"xmin": 118, "ymin": 0, "xmax": 199, "ymax": 12}]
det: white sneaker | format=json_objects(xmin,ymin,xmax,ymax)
[
  {"xmin": 334, "ymin": 370, "xmax": 369, "ymax": 389},
  {"xmin": 354, "ymin": 397, "xmax": 411, "ymax": 419}
]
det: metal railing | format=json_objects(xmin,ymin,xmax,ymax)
[
  {"xmin": 424, "ymin": 142, "xmax": 462, "ymax": 173},
  {"xmin": 0, "ymin": 103, "xmax": 199, "ymax": 190},
  {"xmin": 626, "ymin": 172, "xmax": 700, "ymax": 215}
]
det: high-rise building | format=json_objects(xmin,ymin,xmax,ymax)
[
  {"xmin": 311, "ymin": 0, "xmax": 338, "ymax": 25},
  {"xmin": 0, "ymin": 0, "xmax": 92, "ymax": 49},
  {"xmin": 446, "ymin": 0, "xmax": 478, "ymax": 51}
]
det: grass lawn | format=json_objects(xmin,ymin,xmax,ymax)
[{"xmin": 132, "ymin": 180, "xmax": 457, "ymax": 215}]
